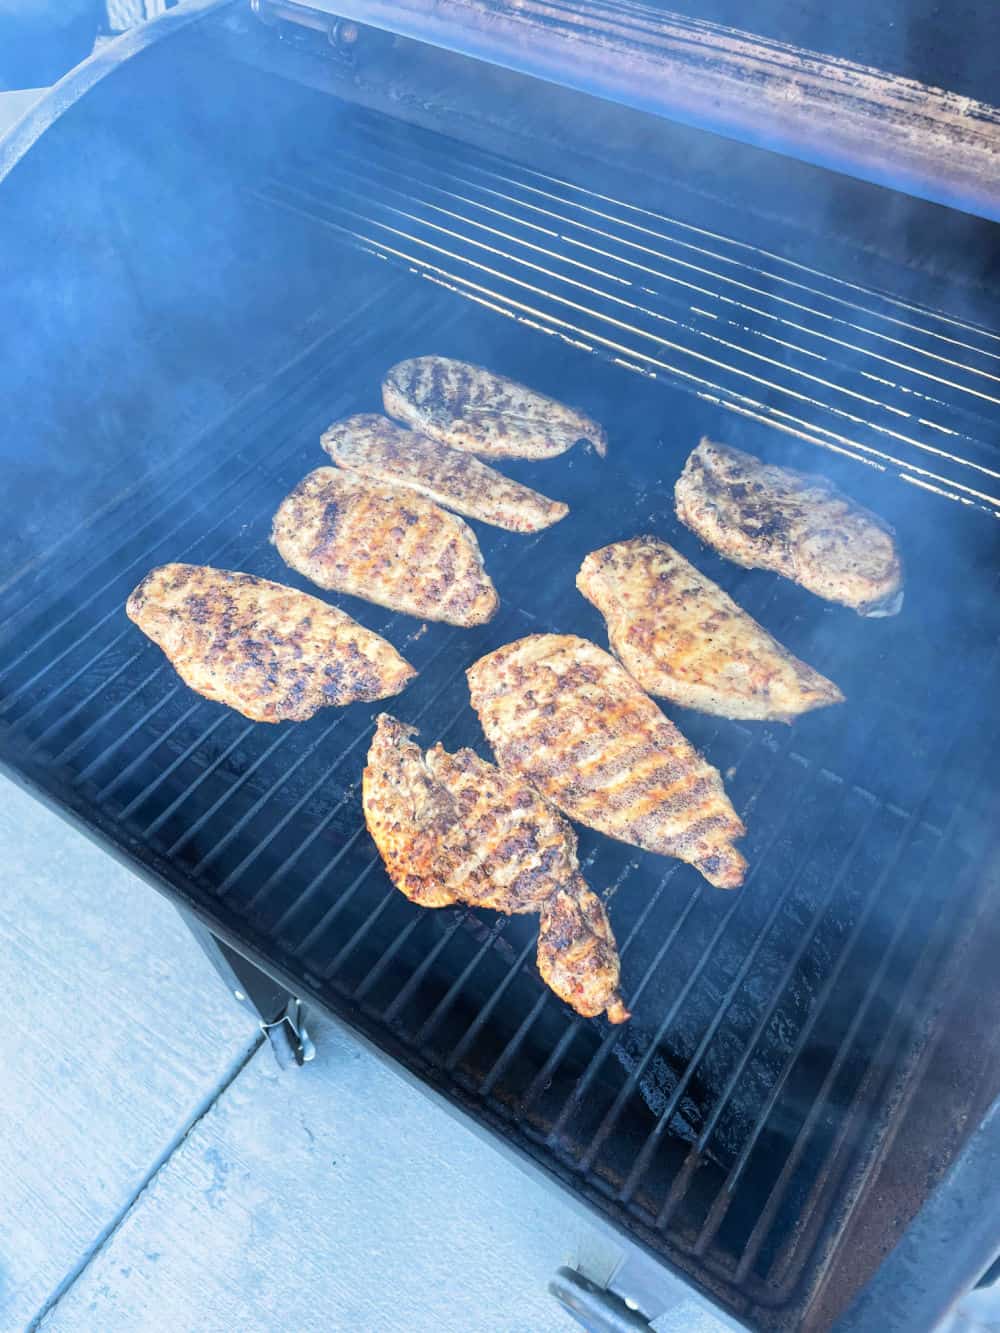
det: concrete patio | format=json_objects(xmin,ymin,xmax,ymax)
[{"xmin": 1, "ymin": 774, "xmax": 599, "ymax": 1332}]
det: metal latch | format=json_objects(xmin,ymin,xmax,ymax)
[{"xmin": 261, "ymin": 996, "xmax": 316, "ymax": 1066}]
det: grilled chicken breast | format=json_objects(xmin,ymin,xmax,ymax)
[
  {"xmin": 537, "ymin": 884, "xmax": 626, "ymax": 1025},
  {"xmin": 467, "ymin": 634, "xmax": 746, "ymax": 888},
  {"xmin": 382, "ymin": 356, "xmax": 607, "ymax": 459},
  {"xmin": 271, "ymin": 467, "xmax": 498, "ymax": 626},
  {"xmin": 363, "ymin": 714, "xmax": 628, "ymax": 1022},
  {"xmin": 322, "ymin": 414, "xmax": 569, "ymax": 533},
  {"xmin": 578, "ymin": 536, "xmax": 844, "ymax": 721},
  {"xmin": 126, "ymin": 564, "xmax": 415, "ymax": 722},
  {"xmin": 424, "ymin": 742, "xmax": 578, "ymax": 915},
  {"xmin": 675, "ymin": 438, "xmax": 903, "ymax": 616}
]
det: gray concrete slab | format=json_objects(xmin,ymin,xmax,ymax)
[
  {"xmin": 0, "ymin": 776, "xmax": 259, "ymax": 1331},
  {"xmin": 0, "ymin": 775, "xmax": 593, "ymax": 1332},
  {"xmin": 39, "ymin": 1012, "xmax": 584, "ymax": 1333}
]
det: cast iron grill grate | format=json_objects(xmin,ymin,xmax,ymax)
[{"xmin": 2, "ymin": 124, "xmax": 999, "ymax": 1330}]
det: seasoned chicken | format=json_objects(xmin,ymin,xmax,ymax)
[
  {"xmin": 467, "ymin": 634, "xmax": 746, "ymax": 889},
  {"xmin": 126, "ymin": 564, "xmax": 415, "ymax": 722},
  {"xmin": 363, "ymin": 714, "xmax": 628, "ymax": 1022},
  {"xmin": 362, "ymin": 714, "xmax": 466, "ymax": 909},
  {"xmin": 271, "ymin": 467, "xmax": 498, "ymax": 626},
  {"xmin": 424, "ymin": 741, "xmax": 579, "ymax": 915},
  {"xmin": 675, "ymin": 438, "xmax": 903, "ymax": 616},
  {"xmin": 537, "ymin": 884, "xmax": 628, "ymax": 1025},
  {"xmin": 382, "ymin": 356, "xmax": 607, "ymax": 459},
  {"xmin": 321, "ymin": 414, "xmax": 569, "ymax": 532},
  {"xmin": 577, "ymin": 536, "xmax": 844, "ymax": 721}
]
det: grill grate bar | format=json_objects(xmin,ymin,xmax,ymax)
[
  {"xmin": 54, "ymin": 299, "xmax": 456, "ymax": 809},
  {"xmin": 445, "ymin": 933, "xmax": 542, "ymax": 1075},
  {"xmin": 0, "ymin": 295, "xmax": 400, "ymax": 697},
  {"xmin": 300, "ymin": 154, "xmax": 1000, "ymax": 465},
  {"xmin": 735, "ymin": 808, "xmax": 977, "ymax": 1284},
  {"xmin": 353, "ymin": 913, "xmax": 423, "ymax": 1003},
  {"xmin": 146, "ymin": 725, "xmax": 257, "ymax": 840},
  {"xmin": 286, "ymin": 828, "xmax": 378, "ymax": 955},
  {"xmin": 9, "ymin": 369, "xmax": 367, "ymax": 749},
  {"xmin": 721, "ymin": 691, "xmax": 1000, "ymax": 1279},
  {"xmin": 86, "ymin": 697, "xmax": 203, "ymax": 793},
  {"xmin": 206, "ymin": 700, "xmax": 386, "ymax": 883},
  {"xmin": 325, "ymin": 884, "xmax": 432, "ymax": 996},
  {"xmin": 519, "ymin": 859, "xmax": 685, "ymax": 1112},
  {"xmin": 277, "ymin": 171, "xmax": 999, "ymax": 481},
  {"xmin": 257, "ymin": 183, "xmax": 1000, "ymax": 512},
  {"xmin": 386, "ymin": 908, "xmax": 495, "ymax": 1030},
  {"xmin": 118, "ymin": 712, "xmax": 230, "ymax": 821},
  {"xmin": 0, "ymin": 279, "xmax": 413, "ymax": 641},
  {"xmin": 646, "ymin": 796, "xmax": 883, "ymax": 1225},
  {"xmin": 482, "ymin": 983, "xmax": 554, "ymax": 1096},
  {"xmin": 347, "ymin": 115, "xmax": 1000, "ymax": 361},
  {"xmin": 576, "ymin": 757, "xmax": 836, "ymax": 1178},
  {"xmin": 621, "ymin": 786, "xmax": 880, "ymax": 1207},
  {"xmin": 314, "ymin": 133, "xmax": 1000, "ymax": 423},
  {"xmin": 172, "ymin": 720, "xmax": 327, "ymax": 861},
  {"xmin": 342, "ymin": 119, "xmax": 1000, "ymax": 381}
]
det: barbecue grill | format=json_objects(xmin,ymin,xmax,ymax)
[{"xmin": 2, "ymin": 3, "xmax": 999, "ymax": 1328}]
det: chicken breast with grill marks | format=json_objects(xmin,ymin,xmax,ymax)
[
  {"xmin": 126, "ymin": 564, "xmax": 415, "ymax": 722},
  {"xmin": 467, "ymin": 634, "xmax": 746, "ymax": 889},
  {"xmin": 322, "ymin": 414, "xmax": 569, "ymax": 532},
  {"xmin": 675, "ymin": 438, "xmax": 903, "ymax": 616},
  {"xmin": 383, "ymin": 356, "xmax": 607, "ymax": 459},
  {"xmin": 363, "ymin": 714, "xmax": 628, "ymax": 1022},
  {"xmin": 537, "ymin": 884, "xmax": 627, "ymax": 1025},
  {"xmin": 578, "ymin": 536, "xmax": 844, "ymax": 721},
  {"xmin": 271, "ymin": 467, "xmax": 498, "ymax": 626}
]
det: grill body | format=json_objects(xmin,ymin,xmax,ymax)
[{"xmin": 2, "ymin": 7, "xmax": 999, "ymax": 1329}]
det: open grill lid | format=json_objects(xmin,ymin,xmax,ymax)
[{"xmin": 255, "ymin": 0, "xmax": 1000, "ymax": 220}]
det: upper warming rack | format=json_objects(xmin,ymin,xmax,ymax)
[{"xmin": 257, "ymin": 107, "xmax": 1000, "ymax": 515}]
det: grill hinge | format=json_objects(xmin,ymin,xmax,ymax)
[
  {"xmin": 177, "ymin": 909, "xmax": 316, "ymax": 1066},
  {"xmin": 261, "ymin": 996, "xmax": 317, "ymax": 1066}
]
